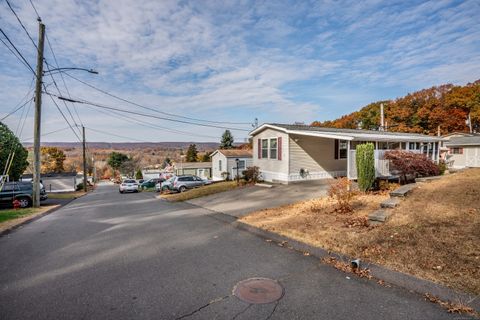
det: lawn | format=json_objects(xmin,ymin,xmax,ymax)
[
  {"xmin": 241, "ymin": 169, "xmax": 480, "ymax": 295},
  {"xmin": 0, "ymin": 208, "xmax": 39, "ymax": 223},
  {"xmin": 160, "ymin": 181, "xmax": 241, "ymax": 202}
]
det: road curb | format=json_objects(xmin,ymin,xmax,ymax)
[
  {"xmin": 230, "ymin": 219, "xmax": 480, "ymax": 313},
  {"xmin": 0, "ymin": 197, "xmax": 77, "ymax": 237}
]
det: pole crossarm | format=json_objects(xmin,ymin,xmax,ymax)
[{"xmin": 43, "ymin": 67, "xmax": 98, "ymax": 75}]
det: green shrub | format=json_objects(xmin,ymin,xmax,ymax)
[
  {"xmin": 437, "ymin": 159, "xmax": 447, "ymax": 175},
  {"xmin": 356, "ymin": 143, "xmax": 375, "ymax": 192}
]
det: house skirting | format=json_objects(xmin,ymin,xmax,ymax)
[{"xmin": 260, "ymin": 170, "xmax": 346, "ymax": 184}]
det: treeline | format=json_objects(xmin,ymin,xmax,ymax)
[{"xmin": 312, "ymin": 80, "xmax": 480, "ymax": 135}]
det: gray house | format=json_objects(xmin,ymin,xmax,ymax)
[
  {"xmin": 443, "ymin": 134, "xmax": 480, "ymax": 168},
  {"xmin": 175, "ymin": 162, "xmax": 212, "ymax": 179},
  {"xmin": 250, "ymin": 123, "xmax": 443, "ymax": 184}
]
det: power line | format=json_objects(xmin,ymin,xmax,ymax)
[
  {"xmin": 4, "ymin": 0, "xmax": 38, "ymax": 50},
  {"xmin": 0, "ymin": 29, "xmax": 36, "ymax": 75},
  {"xmin": 62, "ymin": 72, "xmax": 253, "ymax": 126},
  {"xmin": 22, "ymin": 126, "xmax": 71, "ymax": 141},
  {"xmin": 28, "ymin": 0, "xmax": 41, "ymax": 21},
  {"xmin": 44, "ymin": 87, "xmax": 82, "ymax": 142},
  {"xmin": 86, "ymin": 104, "xmax": 220, "ymax": 139},
  {"xmin": 1, "ymin": 76, "xmax": 35, "ymax": 121},
  {"xmin": 84, "ymin": 126, "xmax": 153, "ymax": 142},
  {"xmin": 46, "ymin": 92, "xmax": 250, "ymax": 132},
  {"xmin": 1, "ymin": 97, "xmax": 34, "ymax": 121},
  {"xmin": 44, "ymin": 32, "xmax": 83, "ymax": 126}
]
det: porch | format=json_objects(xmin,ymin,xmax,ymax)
[{"xmin": 346, "ymin": 141, "xmax": 441, "ymax": 180}]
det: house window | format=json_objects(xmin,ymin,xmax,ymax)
[
  {"xmin": 237, "ymin": 160, "xmax": 246, "ymax": 170},
  {"xmin": 219, "ymin": 160, "xmax": 222, "ymax": 171},
  {"xmin": 270, "ymin": 138, "xmax": 278, "ymax": 159},
  {"xmin": 450, "ymin": 147, "xmax": 463, "ymax": 154},
  {"xmin": 339, "ymin": 140, "xmax": 348, "ymax": 159},
  {"xmin": 261, "ymin": 139, "xmax": 269, "ymax": 158},
  {"xmin": 409, "ymin": 142, "xmax": 420, "ymax": 150}
]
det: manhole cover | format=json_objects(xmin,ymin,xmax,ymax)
[{"xmin": 233, "ymin": 278, "xmax": 284, "ymax": 304}]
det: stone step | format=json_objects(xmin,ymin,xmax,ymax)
[
  {"xmin": 390, "ymin": 183, "xmax": 417, "ymax": 197},
  {"xmin": 368, "ymin": 209, "xmax": 392, "ymax": 222},
  {"xmin": 380, "ymin": 197, "xmax": 401, "ymax": 208}
]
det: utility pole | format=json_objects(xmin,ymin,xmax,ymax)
[
  {"xmin": 380, "ymin": 103, "xmax": 385, "ymax": 131},
  {"xmin": 32, "ymin": 22, "xmax": 45, "ymax": 208},
  {"xmin": 83, "ymin": 126, "xmax": 87, "ymax": 192},
  {"xmin": 468, "ymin": 113, "xmax": 473, "ymax": 134}
]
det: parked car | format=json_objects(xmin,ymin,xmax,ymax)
[
  {"xmin": 140, "ymin": 178, "xmax": 164, "ymax": 190},
  {"xmin": 0, "ymin": 181, "xmax": 47, "ymax": 208},
  {"xmin": 156, "ymin": 177, "xmax": 175, "ymax": 192},
  {"xmin": 171, "ymin": 175, "xmax": 208, "ymax": 193},
  {"xmin": 137, "ymin": 179, "xmax": 145, "ymax": 184},
  {"xmin": 119, "ymin": 179, "xmax": 139, "ymax": 193}
]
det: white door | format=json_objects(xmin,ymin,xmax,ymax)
[
  {"xmin": 465, "ymin": 148, "xmax": 480, "ymax": 167},
  {"xmin": 197, "ymin": 169, "xmax": 206, "ymax": 179}
]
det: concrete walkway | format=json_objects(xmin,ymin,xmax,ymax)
[{"xmin": 187, "ymin": 180, "xmax": 331, "ymax": 217}]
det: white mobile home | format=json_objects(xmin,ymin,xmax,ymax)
[
  {"xmin": 251, "ymin": 123, "xmax": 444, "ymax": 184},
  {"xmin": 444, "ymin": 135, "xmax": 480, "ymax": 168}
]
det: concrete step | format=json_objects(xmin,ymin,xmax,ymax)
[
  {"xmin": 380, "ymin": 197, "xmax": 401, "ymax": 208},
  {"xmin": 368, "ymin": 209, "xmax": 392, "ymax": 222},
  {"xmin": 390, "ymin": 183, "xmax": 417, "ymax": 197}
]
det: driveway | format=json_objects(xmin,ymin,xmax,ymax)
[
  {"xmin": 187, "ymin": 180, "xmax": 331, "ymax": 217},
  {"xmin": 0, "ymin": 183, "xmax": 461, "ymax": 319}
]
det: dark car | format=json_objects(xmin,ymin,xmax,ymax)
[
  {"xmin": 140, "ymin": 178, "xmax": 164, "ymax": 190},
  {"xmin": 0, "ymin": 181, "xmax": 47, "ymax": 208}
]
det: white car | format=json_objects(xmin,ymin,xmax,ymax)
[{"xmin": 119, "ymin": 179, "xmax": 139, "ymax": 193}]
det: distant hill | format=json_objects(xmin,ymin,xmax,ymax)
[
  {"xmin": 312, "ymin": 80, "xmax": 480, "ymax": 135},
  {"xmin": 23, "ymin": 141, "xmax": 226, "ymax": 151}
]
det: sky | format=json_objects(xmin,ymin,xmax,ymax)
[{"xmin": 1, "ymin": 0, "xmax": 479, "ymax": 143}]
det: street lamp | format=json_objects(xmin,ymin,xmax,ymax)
[
  {"xmin": 235, "ymin": 158, "xmax": 240, "ymax": 185},
  {"xmin": 180, "ymin": 154, "xmax": 185, "ymax": 175},
  {"xmin": 43, "ymin": 67, "xmax": 99, "ymax": 75}
]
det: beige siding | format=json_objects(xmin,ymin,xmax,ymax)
[
  {"xmin": 252, "ymin": 128, "xmax": 289, "ymax": 182},
  {"xmin": 447, "ymin": 146, "xmax": 480, "ymax": 168},
  {"xmin": 227, "ymin": 157, "xmax": 253, "ymax": 178},
  {"xmin": 211, "ymin": 153, "xmax": 227, "ymax": 180},
  {"xmin": 289, "ymin": 135, "xmax": 347, "ymax": 178}
]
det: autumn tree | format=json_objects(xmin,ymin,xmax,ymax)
[
  {"xmin": 220, "ymin": 130, "xmax": 234, "ymax": 149},
  {"xmin": 0, "ymin": 122, "xmax": 28, "ymax": 180},
  {"xmin": 186, "ymin": 144, "xmax": 198, "ymax": 162},
  {"xmin": 40, "ymin": 147, "xmax": 66, "ymax": 173}
]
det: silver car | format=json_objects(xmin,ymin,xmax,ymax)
[
  {"xmin": 119, "ymin": 179, "xmax": 139, "ymax": 193},
  {"xmin": 172, "ymin": 175, "xmax": 207, "ymax": 192}
]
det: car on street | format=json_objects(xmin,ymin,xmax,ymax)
[
  {"xmin": 171, "ymin": 175, "xmax": 209, "ymax": 193},
  {"xmin": 119, "ymin": 179, "xmax": 139, "ymax": 193},
  {"xmin": 0, "ymin": 181, "xmax": 47, "ymax": 208},
  {"xmin": 140, "ymin": 178, "xmax": 164, "ymax": 190},
  {"xmin": 155, "ymin": 176, "xmax": 175, "ymax": 192}
]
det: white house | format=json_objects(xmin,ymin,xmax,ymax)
[
  {"xmin": 443, "ymin": 134, "xmax": 480, "ymax": 168},
  {"xmin": 211, "ymin": 149, "xmax": 253, "ymax": 181},
  {"xmin": 250, "ymin": 123, "xmax": 444, "ymax": 184}
]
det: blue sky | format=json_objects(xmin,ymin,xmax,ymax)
[{"xmin": 1, "ymin": 0, "xmax": 479, "ymax": 143}]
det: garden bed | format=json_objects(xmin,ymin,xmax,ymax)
[
  {"xmin": 159, "ymin": 181, "xmax": 243, "ymax": 202},
  {"xmin": 240, "ymin": 169, "xmax": 480, "ymax": 295}
]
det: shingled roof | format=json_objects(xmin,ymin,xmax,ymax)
[
  {"xmin": 211, "ymin": 149, "xmax": 253, "ymax": 158},
  {"xmin": 445, "ymin": 136, "xmax": 480, "ymax": 146}
]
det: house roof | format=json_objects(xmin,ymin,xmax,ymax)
[
  {"xmin": 176, "ymin": 162, "xmax": 212, "ymax": 169},
  {"xmin": 250, "ymin": 123, "xmax": 444, "ymax": 142},
  {"xmin": 210, "ymin": 149, "xmax": 253, "ymax": 158},
  {"xmin": 445, "ymin": 136, "xmax": 480, "ymax": 147}
]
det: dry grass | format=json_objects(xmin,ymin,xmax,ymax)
[
  {"xmin": 47, "ymin": 191, "xmax": 85, "ymax": 199},
  {"xmin": 241, "ymin": 169, "xmax": 480, "ymax": 295},
  {"xmin": 160, "ymin": 181, "xmax": 242, "ymax": 202},
  {"xmin": 0, "ymin": 205, "xmax": 58, "ymax": 233}
]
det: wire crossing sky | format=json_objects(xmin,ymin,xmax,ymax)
[{"xmin": 1, "ymin": 0, "xmax": 479, "ymax": 142}]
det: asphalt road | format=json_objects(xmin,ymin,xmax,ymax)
[{"xmin": 0, "ymin": 183, "xmax": 464, "ymax": 319}]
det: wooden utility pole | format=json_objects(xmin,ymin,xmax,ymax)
[
  {"xmin": 32, "ymin": 22, "xmax": 45, "ymax": 208},
  {"xmin": 83, "ymin": 126, "xmax": 87, "ymax": 192}
]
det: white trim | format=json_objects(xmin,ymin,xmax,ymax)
[
  {"xmin": 259, "ymin": 169, "xmax": 346, "ymax": 183},
  {"xmin": 287, "ymin": 130, "xmax": 354, "ymax": 141}
]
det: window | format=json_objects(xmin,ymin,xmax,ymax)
[
  {"xmin": 339, "ymin": 140, "xmax": 348, "ymax": 159},
  {"xmin": 270, "ymin": 138, "xmax": 278, "ymax": 159},
  {"xmin": 409, "ymin": 142, "xmax": 420, "ymax": 150},
  {"xmin": 261, "ymin": 139, "xmax": 269, "ymax": 158},
  {"xmin": 237, "ymin": 160, "xmax": 246, "ymax": 170},
  {"xmin": 219, "ymin": 160, "xmax": 222, "ymax": 171},
  {"xmin": 450, "ymin": 147, "xmax": 463, "ymax": 154}
]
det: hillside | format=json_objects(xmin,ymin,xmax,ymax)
[
  {"xmin": 312, "ymin": 80, "xmax": 480, "ymax": 135},
  {"xmin": 22, "ymin": 141, "xmax": 222, "ymax": 151}
]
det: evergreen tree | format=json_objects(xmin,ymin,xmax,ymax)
[
  {"xmin": 356, "ymin": 143, "xmax": 375, "ymax": 192},
  {"xmin": 220, "ymin": 130, "xmax": 234, "ymax": 149},
  {"xmin": 135, "ymin": 169, "xmax": 143, "ymax": 180},
  {"xmin": 201, "ymin": 152, "xmax": 212, "ymax": 162},
  {"xmin": 0, "ymin": 122, "xmax": 28, "ymax": 180},
  {"xmin": 107, "ymin": 152, "xmax": 129, "ymax": 171},
  {"xmin": 186, "ymin": 144, "xmax": 198, "ymax": 162}
]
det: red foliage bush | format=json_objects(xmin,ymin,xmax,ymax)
[{"xmin": 384, "ymin": 150, "xmax": 439, "ymax": 183}]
